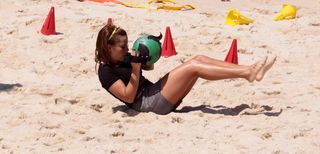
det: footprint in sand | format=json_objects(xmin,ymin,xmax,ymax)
[
  {"xmin": 80, "ymin": 18, "xmax": 95, "ymax": 24},
  {"xmin": 240, "ymin": 103, "xmax": 282, "ymax": 116},
  {"xmin": 309, "ymin": 23, "xmax": 320, "ymax": 26},
  {"xmin": 17, "ymin": 9, "xmax": 25, "ymax": 13},
  {"xmin": 314, "ymin": 86, "xmax": 320, "ymax": 90},
  {"xmin": 117, "ymin": 124, "xmax": 123, "ymax": 129},
  {"xmin": 90, "ymin": 104, "xmax": 104, "ymax": 112},
  {"xmin": 262, "ymin": 91, "xmax": 281, "ymax": 96},
  {"xmin": 261, "ymin": 132, "xmax": 272, "ymax": 140},
  {"xmin": 234, "ymin": 82, "xmax": 245, "ymax": 87},
  {"xmin": 144, "ymin": 138, "xmax": 154, "ymax": 144},
  {"xmin": 200, "ymin": 12, "xmax": 213, "ymax": 18},
  {"xmin": 80, "ymin": 18, "xmax": 105, "ymax": 30},
  {"xmin": 124, "ymin": 119, "xmax": 136, "ymax": 123},
  {"xmin": 238, "ymin": 48, "xmax": 253, "ymax": 55},
  {"xmin": 75, "ymin": 129, "xmax": 86, "ymax": 135},
  {"xmin": 144, "ymin": 18, "xmax": 154, "ymax": 24},
  {"xmin": 293, "ymin": 132, "xmax": 304, "ymax": 139},
  {"xmin": 300, "ymin": 108, "xmax": 311, "ymax": 112},
  {"xmin": 40, "ymin": 123, "xmax": 61, "ymax": 130},
  {"xmin": 57, "ymin": 0, "xmax": 70, "ymax": 5},
  {"xmin": 196, "ymin": 136, "xmax": 204, "ymax": 139},
  {"xmin": 41, "ymin": 38, "xmax": 64, "ymax": 44},
  {"xmin": 111, "ymin": 131, "xmax": 124, "ymax": 137},
  {"xmin": 272, "ymin": 81, "xmax": 281, "ymax": 84},
  {"xmin": 253, "ymin": 8, "xmax": 271, "ymax": 15},
  {"xmin": 6, "ymin": 29, "xmax": 17, "ymax": 35},
  {"xmin": 293, "ymin": 128, "xmax": 313, "ymax": 139},
  {"xmin": 18, "ymin": 112, "xmax": 28, "ymax": 119},
  {"xmin": 41, "ymin": 132, "xmax": 56, "ymax": 138},
  {"xmin": 171, "ymin": 117, "xmax": 183, "ymax": 123},
  {"xmin": 1, "ymin": 144, "xmax": 10, "ymax": 150},
  {"xmin": 36, "ymin": 132, "xmax": 65, "ymax": 146},
  {"xmin": 83, "ymin": 136, "xmax": 95, "ymax": 141},
  {"xmin": 25, "ymin": 19, "xmax": 37, "ymax": 26},
  {"xmin": 258, "ymin": 45, "xmax": 268, "ymax": 49},
  {"xmin": 54, "ymin": 97, "xmax": 80, "ymax": 105}
]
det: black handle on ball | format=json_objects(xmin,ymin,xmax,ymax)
[{"xmin": 123, "ymin": 53, "xmax": 150, "ymax": 64}]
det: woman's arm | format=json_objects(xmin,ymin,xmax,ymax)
[{"xmin": 108, "ymin": 62, "xmax": 141, "ymax": 103}]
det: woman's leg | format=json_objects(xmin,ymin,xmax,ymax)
[
  {"xmin": 161, "ymin": 55, "xmax": 237, "ymax": 102},
  {"xmin": 184, "ymin": 55, "xmax": 248, "ymax": 69},
  {"xmin": 160, "ymin": 55, "xmax": 268, "ymax": 105},
  {"xmin": 192, "ymin": 55, "xmax": 277, "ymax": 81}
]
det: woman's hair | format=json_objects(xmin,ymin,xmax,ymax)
[{"xmin": 95, "ymin": 24, "xmax": 127, "ymax": 66}]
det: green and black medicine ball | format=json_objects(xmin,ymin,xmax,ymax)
[{"xmin": 132, "ymin": 33, "xmax": 162, "ymax": 65}]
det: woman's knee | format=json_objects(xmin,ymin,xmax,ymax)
[
  {"xmin": 182, "ymin": 57, "xmax": 203, "ymax": 75},
  {"xmin": 192, "ymin": 55, "xmax": 208, "ymax": 63},
  {"xmin": 185, "ymin": 57, "xmax": 200, "ymax": 68},
  {"xmin": 175, "ymin": 55, "xmax": 208, "ymax": 75}
]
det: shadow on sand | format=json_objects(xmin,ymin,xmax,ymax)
[
  {"xmin": 112, "ymin": 105, "xmax": 140, "ymax": 117},
  {"xmin": 112, "ymin": 103, "xmax": 282, "ymax": 117},
  {"xmin": 174, "ymin": 104, "xmax": 282, "ymax": 116},
  {"xmin": 0, "ymin": 83, "xmax": 22, "ymax": 92}
]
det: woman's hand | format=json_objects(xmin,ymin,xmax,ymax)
[{"xmin": 130, "ymin": 51, "xmax": 141, "ymax": 72}]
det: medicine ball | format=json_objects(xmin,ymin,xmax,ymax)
[{"xmin": 132, "ymin": 33, "xmax": 162, "ymax": 65}]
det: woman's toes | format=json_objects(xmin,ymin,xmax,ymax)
[
  {"xmin": 247, "ymin": 57, "xmax": 267, "ymax": 82},
  {"xmin": 256, "ymin": 56, "xmax": 277, "ymax": 81}
]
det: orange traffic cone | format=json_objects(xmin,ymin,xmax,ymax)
[
  {"xmin": 107, "ymin": 18, "xmax": 113, "ymax": 25},
  {"xmin": 41, "ymin": 7, "xmax": 56, "ymax": 35},
  {"xmin": 224, "ymin": 39, "xmax": 238, "ymax": 64},
  {"xmin": 161, "ymin": 26, "xmax": 177, "ymax": 57}
]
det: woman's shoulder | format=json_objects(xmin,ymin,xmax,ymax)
[
  {"xmin": 98, "ymin": 63, "xmax": 131, "ymax": 74},
  {"xmin": 98, "ymin": 63, "xmax": 112, "ymax": 75},
  {"xmin": 99, "ymin": 62, "xmax": 130, "ymax": 69}
]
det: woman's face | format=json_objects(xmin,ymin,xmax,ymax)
[{"xmin": 109, "ymin": 35, "xmax": 129, "ymax": 64}]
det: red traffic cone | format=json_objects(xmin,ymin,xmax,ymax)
[
  {"xmin": 41, "ymin": 7, "xmax": 56, "ymax": 35},
  {"xmin": 161, "ymin": 26, "xmax": 177, "ymax": 57},
  {"xmin": 107, "ymin": 18, "xmax": 113, "ymax": 25},
  {"xmin": 224, "ymin": 39, "xmax": 238, "ymax": 64}
]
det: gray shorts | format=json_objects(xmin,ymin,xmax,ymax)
[{"xmin": 131, "ymin": 80, "xmax": 177, "ymax": 115}]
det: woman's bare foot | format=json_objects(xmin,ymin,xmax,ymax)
[
  {"xmin": 256, "ymin": 56, "xmax": 277, "ymax": 81},
  {"xmin": 247, "ymin": 56, "xmax": 267, "ymax": 82}
]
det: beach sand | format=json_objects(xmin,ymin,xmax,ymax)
[{"xmin": 0, "ymin": 0, "xmax": 320, "ymax": 153}]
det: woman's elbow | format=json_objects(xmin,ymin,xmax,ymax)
[
  {"xmin": 121, "ymin": 88, "xmax": 137, "ymax": 103},
  {"xmin": 122, "ymin": 93, "xmax": 135, "ymax": 104},
  {"xmin": 126, "ymin": 99, "xmax": 135, "ymax": 104}
]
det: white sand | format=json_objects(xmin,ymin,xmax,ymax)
[{"xmin": 0, "ymin": 0, "xmax": 320, "ymax": 153}]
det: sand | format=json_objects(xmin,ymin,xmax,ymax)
[{"xmin": 0, "ymin": 0, "xmax": 320, "ymax": 153}]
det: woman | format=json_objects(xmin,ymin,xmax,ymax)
[{"xmin": 95, "ymin": 24, "xmax": 276, "ymax": 115}]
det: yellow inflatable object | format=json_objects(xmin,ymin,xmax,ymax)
[
  {"xmin": 83, "ymin": 0, "xmax": 195, "ymax": 11},
  {"xmin": 122, "ymin": 2, "xmax": 157, "ymax": 10},
  {"xmin": 226, "ymin": 9, "xmax": 253, "ymax": 26},
  {"xmin": 274, "ymin": 4, "xmax": 297, "ymax": 21},
  {"xmin": 157, "ymin": 4, "xmax": 194, "ymax": 10}
]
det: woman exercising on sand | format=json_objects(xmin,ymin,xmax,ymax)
[{"xmin": 96, "ymin": 24, "xmax": 276, "ymax": 115}]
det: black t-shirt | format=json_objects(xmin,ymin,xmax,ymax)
[{"xmin": 98, "ymin": 63, "xmax": 151, "ymax": 107}]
